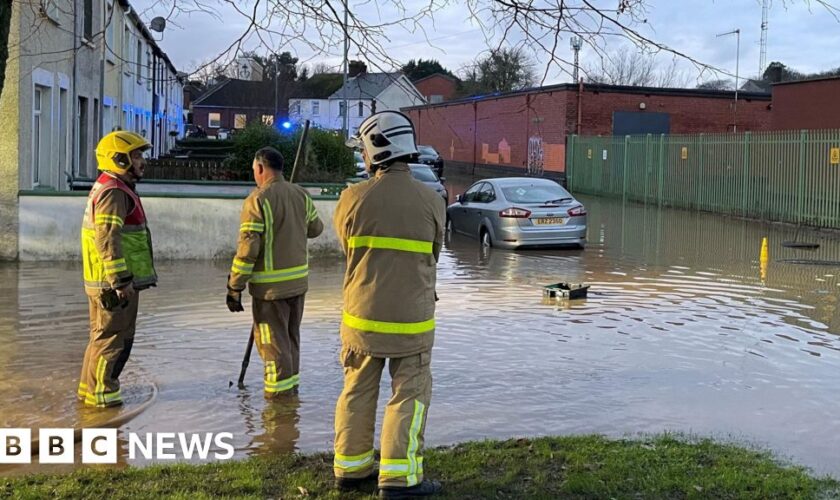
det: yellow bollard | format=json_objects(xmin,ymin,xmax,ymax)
[{"xmin": 759, "ymin": 237, "xmax": 769, "ymax": 283}]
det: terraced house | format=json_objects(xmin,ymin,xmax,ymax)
[{"xmin": 0, "ymin": 0, "xmax": 184, "ymax": 259}]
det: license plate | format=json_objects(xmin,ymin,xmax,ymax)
[{"xmin": 533, "ymin": 217, "xmax": 566, "ymax": 225}]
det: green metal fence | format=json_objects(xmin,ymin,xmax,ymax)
[{"xmin": 567, "ymin": 130, "xmax": 840, "ymax": 228}]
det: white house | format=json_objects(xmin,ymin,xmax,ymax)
[{"xmin": 289, "ymin": 72, "xmax": 426, "ymax": 134}]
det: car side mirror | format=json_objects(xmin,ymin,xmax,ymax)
[
  {"xmin": 456, "ymin": 194, "xmax": 463, "ymax": 203},
  {"xmin": 439, "ymin": 177, "xmax": 446, "ymax": 184}
]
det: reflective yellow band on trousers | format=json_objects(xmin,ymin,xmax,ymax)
[
  {"xmin": 342, "ymin": 311, "xmax": 434, "ymax": 335},
  {"xmin": 334, "ymin": 449, "xmax": 375, "ymax": 472},
  {"xmin": 264, "ymin": 373, "xmax": 299, "ymax": 393},
  {"xmin": 380, "ymin": 457, "xmax": 424, "ymax": 476},
  {"xmin": 347, "ymin": 236, "xmax": 433, "ymax": 254},
  {"xmin": 251, "ymin": 264, "xmax": 309, "ymax": 284},
  {"xmin": 258, "ymin": 323, "xmax": 271, "ymax": 345}
]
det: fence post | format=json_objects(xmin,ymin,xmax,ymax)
[
  {"xmin": 567, "ymin": 135, "xmax": 576, "ymax": 190},
  {"xmin": 797, "ymin": 129, "xmax": 808, "ymax": 224},
  {"xmin": 741, "ymin": 131, "xmax": 751, "ymax": 217},
  {"xmin": 657, "ymin": 134, "xmax": 665, "ymax": 208},
  {"xmin": 622, "ymin": 135, "xmax": 630, "ymax": 204},
  {"xmin": 697, "ymin": 134, "xmax": 705, "ymax": 210},
  {"xmin": 644, "ymin": 133, "xmax": 652, "ymax": 204}
]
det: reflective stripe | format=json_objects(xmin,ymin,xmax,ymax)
[
  {"xmin": 348, "ymin": 236, "xmax": 433, "ymax": 254},
  {"xmin": 406, "ymin": 400, "xmax": 426, "ymax": 487},
  {"xmin": 334, "ymin": 449, "xmax": 375, "ymax": 472},
  {"xmin": 262, "ymin": 199, "xmax": 274, "ymax": 271},
  {"xmin": 240, "ymin": 222, "xmax": 265, "ymax": 233},
  {"xmin": 251, "ymin": 264, "xmax": 309, "ymax": 284},
  {"xmin": 342, "ymin": 311, "xmax": 434, "ymax": 335},
  {"xmin": 103, "ymin": 258, "xmax": 128, "ymax": 273},
  {"xmin": 85, "ymin": 389, "xmax": 121, "ymax": 406},
  {"xmin": 231, "ymin": 258, "xmax": 254, "ymax": 275},
  {"xmin": 306, "ymin": 197, "xmax": 318, "ymax": 222},
  {"xmin": 259, "ymin": 323, "xmax": 271, "ymax": 345},
  {"xmin": 265, "ymin": 373, "xmax": 300, "ymax": 393},
  {"xmin": 380, "ymin": 457, "xmax": 424, "ymax": 476},
  {"xmin": 95, "ymin": 214, "xmax": 124, "ymax": 227},
  {"xmin": 77, "ymin": 382, "xmax": 88, "ymax": 398}
]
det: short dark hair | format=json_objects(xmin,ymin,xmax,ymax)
[{"xmin": 254, "ymin": 147, "xmax": 284, "ymax": 172}]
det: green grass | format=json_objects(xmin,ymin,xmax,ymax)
[{"xmin": 2, "ymin": 435, "xmax": 837, "ymax": 499}]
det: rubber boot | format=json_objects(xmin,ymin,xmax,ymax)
[{"xmin": 378, "ymin": 479, "xmax": 443, "ymax": 499}]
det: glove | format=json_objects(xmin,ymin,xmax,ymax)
[
  {"xmin": 226, "ymin": 289, "xmax": 244, "ymax": 312},
  {"xmin": 435, "ymin": 291, "xmax": 439, "ymax": 302}
]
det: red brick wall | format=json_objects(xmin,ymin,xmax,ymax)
[
  {"xmin": 771, "ymin": 79, "xmax": 840, "ymax": 130},
  {"xmin": 579, "ymin": 89, "xmax": 772, "ymax": 135},
  {"xmin": 414, "ymin": 75, "xmax": 458, "ymax": 102},
  {"xmin": 406, "ymin": 86, "xmax": 773, "ymax": 175}
]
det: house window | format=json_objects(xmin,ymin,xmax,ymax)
[
  {"xmin": 123, "ymin": 27, "xmax": 131, "ymax": 75},
  {"xmin": 311, "ymin": 101, "xmax": 320, "ymax": 116},
  {"xmin": 77, "ymin": 96, "xmax": 89, "ymax": 177},
  {"xmin": 208, "ymin": 113, "xmax": 221, "ymax": 128},
  {"xmin": 59, "ymin": 88, "xmax": 68, "ymax": 178},
  {"xmin": 234, "ymin": 114, "xmax": 247, "ymax": 129},
  {"xmin": 261, "ymin": 115, "xmax": 274, "ymax": 125},
  {"xmin": 339, "ymin": 101, "xmax": 346, "ymax": 117},
  {"xmin": 146, "ymin": 50, "xmax": 152, "ymax": 90},
  {"xmin": 33, "ymin": 87, "xmax": 44, "ymax": 185},
  {"xmin": 105, "ymin": 2, "xmax": 115, "ymax": 61},
  {"xmin": 358, "ymin": 102, "xmax": 364, "ymax": 117},
  {"xmin": 83, "ymin": 0, "xmax": 93, "ymax": 41},
  {"xmin": 136, "ymin": 40, "xmax": 142, "ymax": 84}
]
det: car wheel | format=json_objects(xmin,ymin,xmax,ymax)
[{"xmin": 480, "ymin": 228, "xmax": 492, "ymax": 248}]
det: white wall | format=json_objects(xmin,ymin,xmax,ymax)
[
  {"xmin": 377, "ymin": 75, "xmax": 426, "ymax": 111},
  {"xmin": 289, "ymin": 98, "xmax": 332, "ymax": 129},
  {"xmin": 19, "ymin": 195, "xmax": 340, "ymax": 261}
]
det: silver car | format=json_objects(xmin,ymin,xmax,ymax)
[
  {"xmin": 447, "ymin": 177, "xmax": 587, "ymax": 249},
  {"xmin": 408, "ymin": 164, "xmax": 448, "ymax": 202}
]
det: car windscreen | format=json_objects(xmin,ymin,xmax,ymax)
[
  {"xmin": 500, "ymin": 182, "xmax": 571, "ymax": 204},
  {"xmin": 418, "ymin": 146, "xmax": 437, "ymax": 155},
  {"xmin": 410, "ymin": 167, "xmax": 439, "ymax": 182}
]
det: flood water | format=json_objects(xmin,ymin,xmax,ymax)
[{"xmin": 3, "ymin": 188, "xmax": 840, "ymax": 476}]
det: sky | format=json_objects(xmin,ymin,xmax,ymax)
[{"xmin": 132, "ymin": 0, "xmax": 840, "ymax": 85}]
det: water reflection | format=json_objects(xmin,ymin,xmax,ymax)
[{"xmin": 3, "ymin": 193, "xmax": 840, "ymax": 476}]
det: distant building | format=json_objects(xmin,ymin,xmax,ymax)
[
  {"xmin": 192, "ymin": 79, "xmax": 287, "ymax": 136},
  {"xmin": 771, "ymin": 76, "xmax": 840, "ymax": 131},
  {"xmin": 412, "ymin": 73, "xmax": 459, "ymax": 104},
  {"xmin": 291, "ymin": 70, "xmax": 426, "ymax": 134}
]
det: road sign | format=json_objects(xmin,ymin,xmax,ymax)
[
  {"xmin": 681, "ymin": 146, "xmax": 688, "ymax": 160},
  {"xmin": 831, "ymin": 147, "xmax": 840, "ymax": 165}
]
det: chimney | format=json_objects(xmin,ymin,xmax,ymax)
[{"xmin": 349, "ymin": 60, "xmax": 367, "ymax": 78}]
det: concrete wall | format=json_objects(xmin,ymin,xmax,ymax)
[
  {"xmin": 18, "ymin": 194, "xmax": 340, "ymax": 261},
  {"xmin": 0, "ymin": 3, "xmax": 21, "ymax": 259}
]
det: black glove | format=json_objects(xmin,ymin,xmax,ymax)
[
  {"xmin": 435, "ymin": 291, "xmax": 439, "ymax": 302},
  {"xmin": 226, "ymin": 289, "xmax": 244, "ymax": 312}
]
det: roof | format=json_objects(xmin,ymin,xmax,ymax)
[
  {"xmin": 412, "ymin": 73, "xmax": 459, "ymax": 85},
  {"xmin": 330, "ymin": 72, "xmax": 404, "ymax": 100},
  {"xmin": 192, "ymin": 79, "xmax": 287, "ymax": 109},
  {"xmin": 773, "ymin": 75, "xmax": 840, "ymax": 87},
  {"xmin": 403, "ymin": 82, "xmax": 772, "ymax": 111},
  {"xmin": 288, "ymin": 73, "xmax": 345, "ymax": 99},
  {"xmin": 739, "ymin": 80, "xmax": 771, "ymax": 93}
]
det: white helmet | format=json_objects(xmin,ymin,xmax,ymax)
[{"xmin": 346, "ymin": 111, "xmax": 418, "ymax": 165}]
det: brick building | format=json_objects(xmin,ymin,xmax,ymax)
[
  {"xmin": 771, "ymin": 76, "xmax": 840, "ymax": 131},
  {"xmin": 192, "ymin": 79, "xmax": 294, "ymax": 137},
  {"xmin": 403, "ymin": 83, "xmax": 772, "ymax": 179},
  {"xmin": 412, "ymin": 73, "xmax": 459, "ymax": 103}
]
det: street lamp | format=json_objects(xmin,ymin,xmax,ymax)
[
  {"xmin": 716, "ymin": 28, "xmax": 740, "ymax": 133},
  {"xmin": 570, "ymin": 36, "xmax": 582, "ymax": 83}
]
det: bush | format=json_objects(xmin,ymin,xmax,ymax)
[{"xmin": 224, "ymin": 122, "xmax": 354, "ymax": 183}]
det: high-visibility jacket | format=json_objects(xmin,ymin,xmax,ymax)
[
  {"xmin": 81, "ymin": 172, "xmax": 157, "ymax": 293},
  {"xmin": 333, "ymin": 162, "xmax": 445, "ymax": 357},
  {"xmin": 228, "ymin": 176, "xmax": 324, "ymax": 300}
]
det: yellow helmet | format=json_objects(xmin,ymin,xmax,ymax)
[{"xmin": 95, "ymin": 131, "xmax": 151, "ymax": 174}]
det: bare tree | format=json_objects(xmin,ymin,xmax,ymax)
[
  {"xmin": 587, "ymin": 47, "xmax": 690, "ymax": 88},
  {"xmin": 696, "ymin": 79, "xmax": 734, "ymax": 90}
]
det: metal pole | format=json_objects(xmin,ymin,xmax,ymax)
[
  {"xmin": 274, "ymin": 58, "xmax": 278, "ymax": 125},
  {"xmin": 342, "ymin": 0, "xmax": 349, "ymax": 139},
  {"xmin": 734, "ymin": 29, "xmax": 740, "ymax": 133}
]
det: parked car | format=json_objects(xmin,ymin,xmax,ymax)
[
  {"xmin": 417, "ymin": 145, "xmax": 444, "ymax": 177},
  {"xmin": 447, "ymin": 177, "xmax": 586, "ymax": 249},
  {"xmin": 408, "ymin": 164, "xmax": 447, "ymax": 203},
  {"xmin": 353, "ymin": 151, "xmax": 368, "ymax": 179}
]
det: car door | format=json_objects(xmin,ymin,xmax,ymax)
[
  {"xmin": 451, "ymin": 182, "xmax": 484, "ymax": 236},
  {"xmin": 463, "ymin": 182, "xmax": 497, "ymax": 238}
]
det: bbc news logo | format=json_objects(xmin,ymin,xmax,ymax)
[{"xmin": 0, "ymin": 429, "xmax": 235, "ymax": 464}]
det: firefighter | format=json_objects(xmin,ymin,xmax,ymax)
[
  {"xmin": 333, "ymin": 111, "xmax": 445, "ymax": 498},
  {"xmin": 226, "ymin": 147, "xmax": 324, "ymax": 399},
  {"xmin": 77, "ymin": 131, "xmax": 157, "ymax": 408}
]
